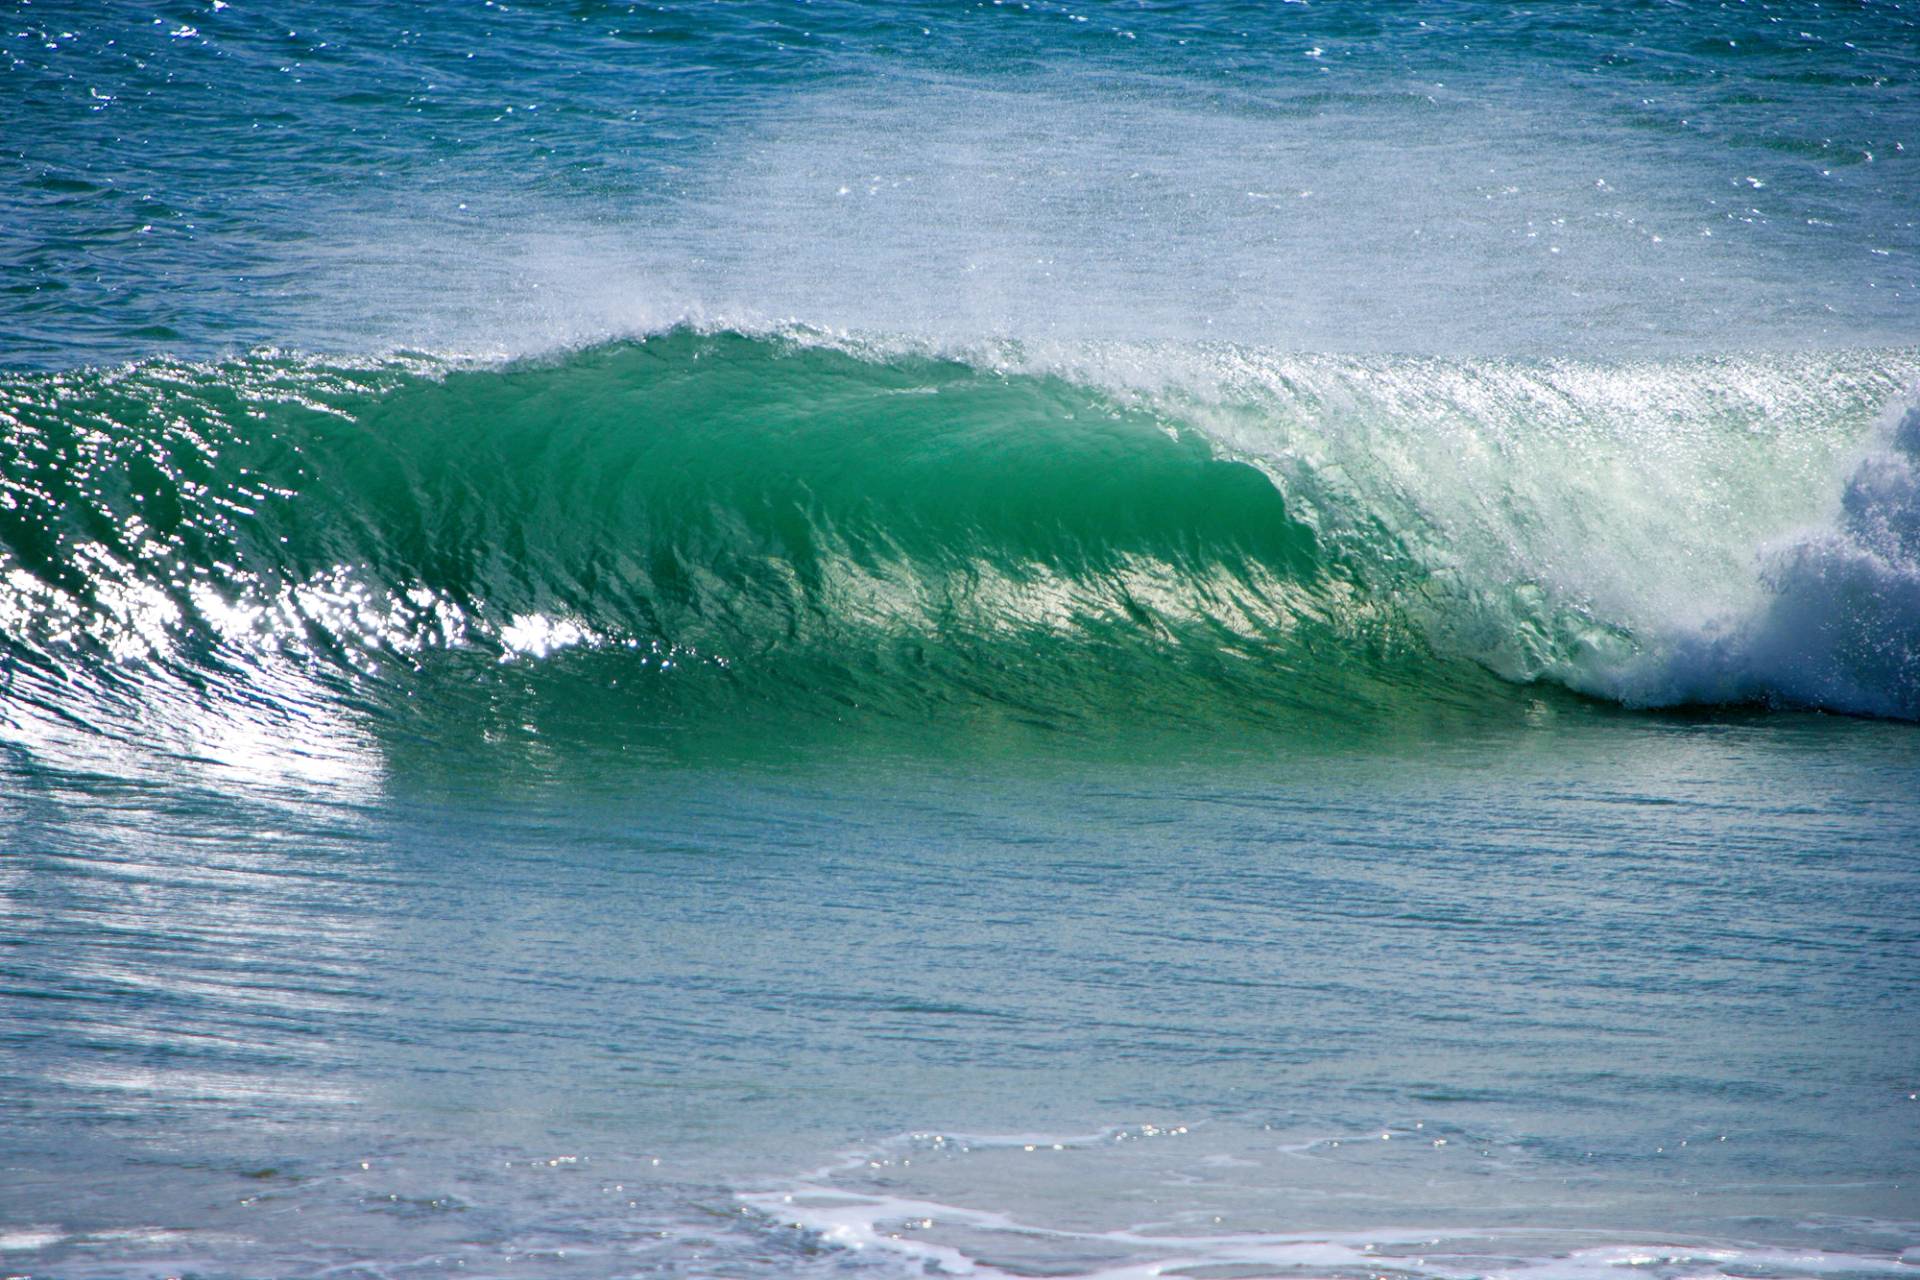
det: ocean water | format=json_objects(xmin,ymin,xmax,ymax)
[{"xmin": 3, "ymin": 3, "xmax": 1920, "ymax": 1278}]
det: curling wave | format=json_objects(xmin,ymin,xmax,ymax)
[{"xmin": 0, "ymin": 327, "xmax": 1915, "ymax": 765}]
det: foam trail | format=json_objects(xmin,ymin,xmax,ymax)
[{"xmin": 741, "ymin": 1129, "xmax": 1920, "ymax": 1280}]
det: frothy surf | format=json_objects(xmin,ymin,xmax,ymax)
[{"xmin": 741, "ymin": 1128, "xmax": 1920, "ymax": 1280}]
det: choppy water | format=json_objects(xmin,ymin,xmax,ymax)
[{"xmin": 4, "ymin": 3, "xmax": 1919, "ymax": 1278}]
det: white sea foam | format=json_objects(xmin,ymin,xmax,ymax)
[
  {"xmin": 1600, "ymin": 401, "xmax": 1920, "ymax": 718},
  {"xmin": 743, "ymin": 1128, "xmax": 1920, "ymax": 1280},
  {"xmin": 0, "ymin": 1229, "xmax": 66, "ymax": 1252},
  {"xmin": 744, "ymin": 1187, "xmax": 1920, "ymax": 1280}
]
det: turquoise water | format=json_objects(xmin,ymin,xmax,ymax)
[{"xmin": 4, "ymin": 4, "xmax": 1920, "ymax": 1278}]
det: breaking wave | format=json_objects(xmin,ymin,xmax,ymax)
[{"xmin": 1, "ymin": 326, "xmax": 1915, "ymax": 768}]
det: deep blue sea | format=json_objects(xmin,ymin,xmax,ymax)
[{"xmin": 3, "ymin": 3, "xmax": 1919, "ymax": 1277}]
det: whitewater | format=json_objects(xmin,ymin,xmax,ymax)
[{"xmin": 3, "ymin": 3, "xmax": 1918, "ymax": 1279}]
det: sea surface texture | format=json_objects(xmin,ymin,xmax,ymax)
[{"xmin": 3, "ymin": 3, "xmax": 1919, "ymax": 1278}]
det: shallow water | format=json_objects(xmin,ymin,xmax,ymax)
[{"xmin": 5, "ymin": 714, "xmax": 1919, "ymax": 1277}]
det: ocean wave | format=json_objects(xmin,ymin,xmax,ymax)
[{"xmin": 1, "ymin": 327, "xmax": 1915, "ymax": 760}]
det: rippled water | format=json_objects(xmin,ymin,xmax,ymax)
[{"xmin": 6, "ymin": 720, "xmax": 1920, "ymax": 1277}]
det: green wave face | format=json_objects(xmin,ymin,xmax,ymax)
[
  {"xmin": 0, "ymin": 331, "xmax": 1489, "ymax": 769},
  {"xmin": 1, "ymin": 329, "xmax": 1915, "ymax": 775}
]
